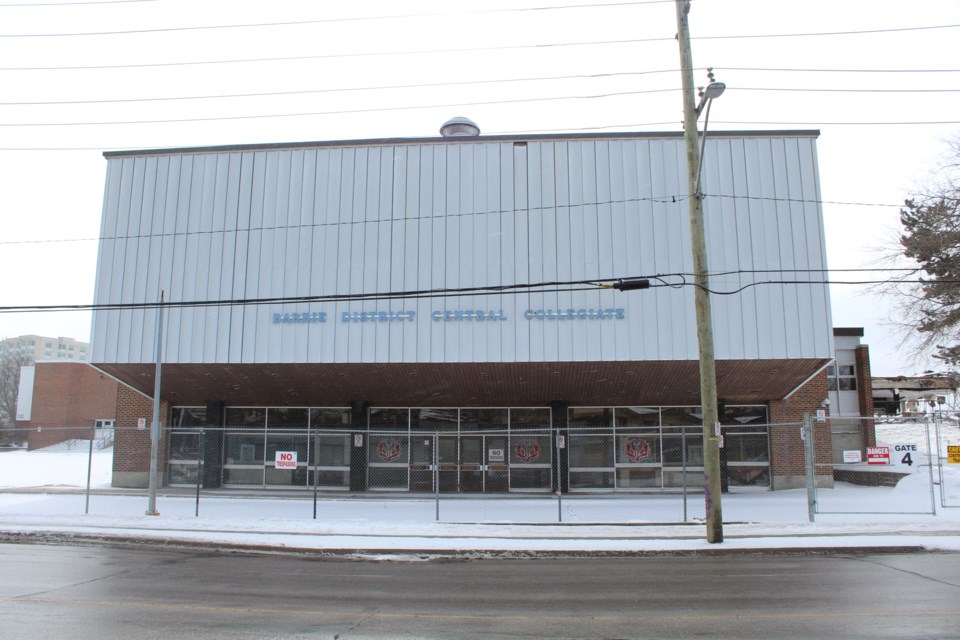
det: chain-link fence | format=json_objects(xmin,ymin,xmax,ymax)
[
  {"xmin": 813, "ymin": 415, "xmax": 939, "ymax": 517},
  {"xmin": 5, "ymin": 419, "xmax": 959, "ymax": 523}
]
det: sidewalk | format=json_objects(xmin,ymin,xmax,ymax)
[{"xmin": 3, "ymin": 512, "xmax": 960, "ymax": 557}]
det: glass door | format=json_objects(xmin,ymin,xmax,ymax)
[
  {"xmin": 409, "ymin": 434, "xmax": 435, "ymax": 492},
  {"xmin": 459, "ymin": 436, "xmax": 483, "ymax": 492},
  {"xmin": 483, "ymin": 435, "xmax": 509, "ymax": 492},
  {"xmin": 438, "ymin": 435, "xmax": 459, "ymax": 492}
]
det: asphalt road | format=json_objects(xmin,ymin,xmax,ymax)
[{"xmin": 1, "ymin": 543, "xmax": 959, "ymax": 639}]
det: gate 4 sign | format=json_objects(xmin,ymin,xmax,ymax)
[
  {"xmin": 275, "ymin": 451, "xmax": 297, "ymax": 469},
  {"xmin": 867, "ymin": 446, "xmax": 890, "ymax": 465},
  {"xmin": 890, "ymin": 443, "xmax": 919, "ymax": 471}
]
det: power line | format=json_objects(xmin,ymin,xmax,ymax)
[
  {"xmin": 724, "ymin": 66, "xmax": 960, "ymax": 74},
  {"xmin": 0, "ymin": 71, "xmax": 680, "ymax": 106},
  {"xmin": 3, "ymin": 24, "xmax": 958, "ymax": 71},
  {"xmin": 5, "ymin": 82, "xmax": 959, "ymax": 107},
  {"xmin": 0, "ymin": 88, "xmax": 676, "ymax": 127},
  {"xmin": 0, "ymin": 0, "xmax": 153, "ymax": 5},
  {"xmin": 0, "ymin": 37, "xmax": 657, "ymax": 72},
  {"xmin": 0, "ymin": 193, "xmax": 908, "ymax": 248},
  {"xmin": 1, "ymin": 276, "xmax": 941, "ymax": 315},
  {"xmin": 0, "ymin": 2, "xmax": 672, "ymax": 38}
]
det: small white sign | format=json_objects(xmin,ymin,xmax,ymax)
[
  {"xmin": 137, "ymin": 418, "xmax": 147, "ymax": 430},
  {"xmin": 890, "ymin": 443, "xmax": 919, "ymax": 471},
  {"xmin": 557, "ymin": 435, "xmax": 566, "ymax": 449},
  {"xmin": 275, "ymin": 451, "xmax": 297, "ymax": 469},
  {"xmin": 354, "ymin": 434, "xmax": 363, "ymax": 447},
  {"xmin": 815, "ymin": 409, "xmax": 826, "ymax": 422},
  {"xmin": 489, "ymin": 448, "xmax": 505, "ymax": 463},
  {"xmin": 843, "ymin": 450, "xmax": 862, "ymax": 464}
]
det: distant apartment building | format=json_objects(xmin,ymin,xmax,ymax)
[{"xmin": 0, "ymin": 335, "xmax": 90, "ymax": 362}]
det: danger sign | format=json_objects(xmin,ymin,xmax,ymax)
[
  {"xmin": 947, "ymin": 445, "xmax": 960, "ymax": 464},
  {"xmin": 275, "ymin": 451, "xmax": 297, "ymax": 469},
  {"xmin": 867, "ymin": 446, "xmax": 890, "ymax": 465}
]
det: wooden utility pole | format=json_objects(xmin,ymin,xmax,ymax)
[{"xmin": 674, "ymin": 0, "xmax": 723, "ymax": 543}]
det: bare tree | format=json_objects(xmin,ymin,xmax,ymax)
[{"xmin": 0, "ymin": 350, "xmax": 33, "ymax": 444}]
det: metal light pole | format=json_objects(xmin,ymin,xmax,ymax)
[
  {"xmin": 146, "ymin": 291, "xmax": 164, "ymax": 516},
  {"xmin": 675, "ymin": 0, "xmax": 723, "ymax": 543}
]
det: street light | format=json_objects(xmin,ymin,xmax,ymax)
[{"xmin": 675, "ymin": 0, "xmax": 724, "ymax": 543}]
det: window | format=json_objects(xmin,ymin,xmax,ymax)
[{"xmin": 828, "ymin": 365, "xmax": 857, "ymax": 391}]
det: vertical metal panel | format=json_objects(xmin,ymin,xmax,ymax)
[{"xmin": 94, "ymin": 134, "xmax": 832, "ymax": 367}]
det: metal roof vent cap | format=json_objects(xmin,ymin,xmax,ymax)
[{"xmin": 440, "ymin": 116, "xmax": 480, "ymax": 137}]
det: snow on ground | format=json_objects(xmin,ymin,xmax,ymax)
[{"xmin": 2, "ymin": 442, "xmax": 960, "ymax": 554}]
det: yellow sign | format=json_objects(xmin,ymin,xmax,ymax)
[{"xmin": 948, "ymin": 446, "xmax": 960, "ymax": 464}]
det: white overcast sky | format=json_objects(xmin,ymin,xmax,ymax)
[{"xmin": 0, "ymin": 0, "xmax": 957, "ymax": 376}]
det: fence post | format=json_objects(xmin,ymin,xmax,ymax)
[
  {"xmin": 926, "ymin": 417, "xmax": 938, "ymax": 515},
  {"xmin": 313, "ymin": 433, "xmax": 319, "ymax": 520},
  {"xmin": 803, "ymin": 413, "xmax": 816, "ymax": 522},
  {"xmin": 682, "ymin": 426, "xmax": 688, "ymax": 523},
  {"xmin": 85, "ymin": 424, "xmax": 95, "ymax": 515},
  {"xmin": 434, "ymin": 432, "xmax": 440, "ymax": 522},
  {"xmin": 195, "ymin": 428, "xmax": 204, "ymax": 517}
]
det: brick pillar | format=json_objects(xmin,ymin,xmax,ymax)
[
  {"xmin": 112, "ymin": 385, "xmax": 169, "ymax": 488},
  {"xmin": 768, "ymin": 370, "xmax": 833, "ymax": 490},
  {"xmin": 855, "ymin": 344, "xmax": 876, "ymax": 448}
]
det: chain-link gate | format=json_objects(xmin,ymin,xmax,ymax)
[
  {"xmin": 933, "ymin": 412, "xmax": 960, "ymax": 508},
  {"xmin": 814, "ymin": 415, "xmax": 938, "ymax": 517}
]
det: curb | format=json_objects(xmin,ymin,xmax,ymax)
[{"xmin": 0, "ymin": 529, "xmax": 930, "ymax": 559}]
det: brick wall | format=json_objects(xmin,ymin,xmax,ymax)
[
  {"xmin": 112, "ymin": 384, "xmax": 169, "ymax": 488},
  {"xmin": 17, "ymin": 362, "xmax": 120, "ymax": 450},
  {"xmin": 768, "ymin": 369, "xmax": 833, "ymax": 488},
  {"xmin": 855, "ymin": 344, "xmax": 877, "ymax": 448}
]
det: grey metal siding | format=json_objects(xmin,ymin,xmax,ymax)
[{"xmin": 91, "ymin": 135, "xmax": 832, "ymax": 365}]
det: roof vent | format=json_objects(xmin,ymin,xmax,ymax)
[{"xmin": 440, "ymin": 116, "xmax": 480, "ymax": 137}]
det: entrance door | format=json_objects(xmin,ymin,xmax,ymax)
[
  {"xmin": 459, "ymin": 436, "xmax": 483, "ymax": 492},
  {"xmin": 436, "ymin": 435, "xmax": 509, "ymax": 493},
  {"xmin": 409, "ymin": 435, "xmax": 435, "ymax": 492}
]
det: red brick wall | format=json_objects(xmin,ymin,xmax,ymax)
[
  {"xmin": 112, "ymin": 384, "xmax": 169, "ymax": 486},
  {"xmin": 768, "ymin": 369, "xmax": 833, "ymax": 487},
  {"xmin": 17, "ymin": 362, "xmax": 120, "ymax": 450},
  {"xmin": 855, "ymin": 344, "xmax": 876, "ymax": 448}
]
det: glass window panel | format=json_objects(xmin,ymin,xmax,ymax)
[
  {"xmin": 315, "ymin": 435, "xmax": 349, "ymax": 466},
  {"xmin": 509, "ymin": 468, "xmax": 551, "ymax": 490},
  {"xmin": 171, "ymin": 407, "xmax": 206, "ymax": 427},
  {"xmin": 660, "ymin": 427, "xmax": 701, "ymax": 465},
  {"xmin": 168, "ymin": 431, "xmax": 201, "ymax": 460},
  {"xmin": 569, "ymin": 407, "xmax": 613, "ymax": 428},
  {"xmin": 569, "ymin": 434, "xmax": 614, "ymax": 467},
  {"xmin": 460, "ymin": 408, "xmax": 508, "ymax": 431},
  {"xmin": 268, "ymin": 408, "xmax": 309, "ymax": 428},
  {"xmin": 839, "ymin": 378, "xmax": 857, "ymax": 391},
  {"xmin": 510, "ymin": 434, "xmax": 552, "ymax": 465},
  {"xmin": 839, "ymin": 365, "xmax": 855, "ymax": 376},
  {"xmin": 617, "ymin": 468, "xmax": 662, "ymax": 488},
  {"xmin": 722, "ymin": 405, "xmax": 768, "ymax": 425},
  {"xmin": 225, "ymin": 408, "xmax": 266, "ymax": 427},
  {"xmin": 510, "ymin": 408, "xmax": 550, "ymax": 430},
  {"xmin": 616, "ymin": 433, "xmax": 661, "ymax": 464},
  {"xmin": 411, "ymin": 408, "xmax": 458, "ymax": 431},
  {"xmin": 368, "ymin": 466, "xmax": 408, "ymax": 489},
  {"xmin": 167, "ymin": 463, "xmax": 199, "ymax": 485},
  {"xmin": 615, "ymin": 407, "xmax": 660, "ymax": 428},
  {"xmin": 369, "ymin": 408, "xmax": 408, "ymax": 431},
  {"xmin": 225, "ymin": 433, "xmax": 264, "ymax": 465},
  {"xmin": 569, "ymin": 471, "xmax": 614, "ymax": 490},
  {"xmin": 723, "ymin": 432, "xmax": 770, "ymax": 463},
  {"xmin": 659, "ymin": 407, "xmax": 702, "ymax": 427},
  {"xmin": 223, "ymin": 467, "xmax": 263, "ymax": 485},
  {"xmin": 368, "ymin": 434, "xmax": 408, "ymax": 464},
  {"xmin": 309, "ymin": 408, "xmax": 351, "ymax": 430},
  {"xmin": 828, "ymin": 378, "xmax": 838, "ymax": 391},
  {"xmin": 726, "ymin": 466, "xmax": 770, "ymax": 487}
]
